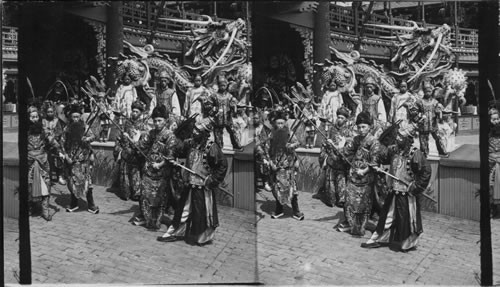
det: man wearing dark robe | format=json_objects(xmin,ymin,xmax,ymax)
[{"xmin": 361, "ymin": 124, "xmax": 431, "ymax": 251}]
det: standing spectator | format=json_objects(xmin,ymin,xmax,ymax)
[
  {"xmin": 417, "ymin": 82, "xmax": 449, "ymax": 157},
  {"xmin": 213, "ymin": 76, "xmax": 242, "ymax": 149},
  {"xmin": 184, "ymin": 74, "xmax": 210, "ymax": 122},
  {"xmin": 114, "ymin": 74, "xmax": 138, "ymax": 119},
  {"xmin": 156, "ymin": 70, "xmax": 181, "ymax": 117},
  {"xmin": 361, "ymin": 76, "xmax": 386, "ymax": 124},
  {"xmin": 388, "ymin": 80, "xmax": 416, "ymax": 128}
]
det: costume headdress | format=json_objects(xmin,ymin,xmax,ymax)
[
  {"xmin": 81, "ymin": 76, "xmax": 107, "ymax": 98},
  {"xmin": 398, "ymin": 124, "xmax": 417, "ymax": 139},
  {"xmin": 273, "ymin": 110, "xmax": 287, "ymax": 121},
  {"xmin": 196, "ymin": 93, "xmax": 219, "ymax": 117},
  {"xmin": 151, "ymin": 104, "xmax": 169, "ymax": 119},
  {"xmin": 28, "ymin": 105, "xmax": 39, "ymax": 115},
  {"xmin": 355, "ymin": 111, "xmax": 373, "ymax": 126},
  {"xmin": 363, "ymin": 75, "xmax": 377, "ymax": 88},
  {"xmin": 336, "ymin": 106, "xmax": 350, "ymax": 118},
  {"xmin": 195, "ymin": 117, "xmax": 214, "ymax": 134},
  {"xmin": 131, "ymin": 100, "xmax": 145, "ymax": 112},
  {"xmin": 65, "ymin": 103, "xmax": 83, "ymax": 117},
  {"xmin": 158, "ymin": 69, "xmax": 171, "ymax": 79},
  {"xmin": 174, "ymin": 113, "xmax": 198, "ymax": 140}
]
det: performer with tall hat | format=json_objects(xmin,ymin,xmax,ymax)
[
  {"xmin": 157, "ymin": 104, "xmax": 228, "ymax": 245},
  {"xmin": 337, "ymin": 111, "xmax": 384, "ymax": 236},
  {"xmin": 361, "ymin": 124, "xmax": 431, "ymax": 251},
  {"xmin": 268, "ymin": 110, "xmax": 304, "ymax": 221},
  {"xmin": 60, "ymin": 103, "xmax": 99, "ymax": 214},
  {"xmin": 128, "ymin": 104, "xmax": 179, "ymax": 229}
]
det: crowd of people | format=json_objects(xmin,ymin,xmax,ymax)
[
  {"xmin": 26, "ymin": 71, "xmax": 245, "ymax": 246},
  {"xmin": 252, "ymin": 76, "xmax": 470, "ymax": 252},
  {"xmin": 26, "ymin": 64, "xmax": 493, "ymax": 251}
]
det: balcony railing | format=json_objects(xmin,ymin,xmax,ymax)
[
  {"xmin": 2, "ymin": 26, "xmax": 18, "ymax": 49},
  {"xmin": 122, "ymin": 2, "xmax": 233, "ymax": 33},
  {"xmin": 0, "ymin": 5, "xmax": 478, "ymax": 54},
  {"xmin": 329, "ymin": 5, "xmax": 478, "ymax": 49}
]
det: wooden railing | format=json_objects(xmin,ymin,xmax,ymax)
[
  {"xmin": 0, "ymin": 5, "xmax": 478, "ymax": 52},
  {"xmin": 122, "ymin": 2, "xmax": 233, "ymax": 33},
  {"xmin": 2, "ymin": 26, "xmax": 18, "ymax": 49},
  {"xmin": 329, "ymin": 4, "xmax": 478, "ymax": 49}
]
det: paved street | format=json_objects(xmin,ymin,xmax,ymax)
[
  {"xmin": 4, "ymin": 184, "xmax": 257, "ymax": 285},
  {"xmin": 256, "ymin": 190, "xmax": 500, "ymax": 286}
]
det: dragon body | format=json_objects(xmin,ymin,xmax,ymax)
[{"xmin": 112, "ymin": 16, "xmax": 250, "ymax": 102}]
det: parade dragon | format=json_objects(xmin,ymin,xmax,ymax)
[
  {"xmin": 110, "ymin": 15, "xmax": 250, "ymax": 100},
  {"xmin": 316, "ymin": 22, "xmax": 464, "ymax": 102}
]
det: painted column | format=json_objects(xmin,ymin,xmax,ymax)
[
  {"xmin": 312, "ymin": 1, "xmax": 330, "ymax": 102},
  {"xmin": 106, "ymin": 1, "xmax": 123, "ymax": 90}
]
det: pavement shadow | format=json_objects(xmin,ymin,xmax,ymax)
[
  {"xmin": 257, "ymin": 197, "xmax": 296, "ymax": 219},
  {"xmin": 52, "ymin": 192, "xmax": 87, "ymax": 213},
  {"xmin": 313, "ymin": 210, "xmax": 343, "ymax": 222}
]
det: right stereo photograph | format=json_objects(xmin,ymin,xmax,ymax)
[{"xmin": 251, "ymin": 1, "xmax": 498, "ymax": 285}]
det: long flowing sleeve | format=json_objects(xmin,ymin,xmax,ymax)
[
  {"xmin": 378, "ymin": 97, "xmax": 387, "ymax": 123},
  {"xmin": 389, "ymin": 97, "xmax": 397, "ymax": 123},
  {"xmin": 206, "ymin": 143, "xmax": 228, "ymax": 187},
  {"xmin": 172, "ymin": 92, "xmax": 181, "ymax": 117},
  {"xmin": 410, "ymin": 149, "xmax": 432, "ymax": 194},
  {"xmin": 184, "ymin": 89, "xmax": 192, "ymax": 117}
]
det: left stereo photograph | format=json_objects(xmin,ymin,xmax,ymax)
[{"xmin": 3, "ymin": 1, "xmax": 257, "ymax": 285}]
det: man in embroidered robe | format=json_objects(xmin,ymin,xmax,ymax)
[
  {"xmin": 361, "ymin": 124, "xmax": 431, "ymax": 251},
  {"xmin": 157, "ymin": 117, "xmax": 228, "ymax": 245},
  {"xmin": 114, "ymin": 100, "xmax": 148, "ymax": 201},
  {"xmin": 317, "ymin": 107, "xmax": 355, "ymax": 207},
  {"xmin": 338, "ymin": 111, "xmax": 384, "ymax": 236},
  {"xmin": 28, "ymin": 106, "xmax": 60, "ymax": 221},
  {"xmin": 268, "ymin": 111, "xmax": 304, "ymax": 221},
  {"xmin": 61, "ymin": 104, "xmax": 99, "ymax": 214},
  {"xmin": 128, "ymin": 104, "xmax": 179, "ymax": 230}
]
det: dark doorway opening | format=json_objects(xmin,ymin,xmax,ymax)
[{"xmin": 252, "ymin": 13, "xmax": 305, "ymax": 104}]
